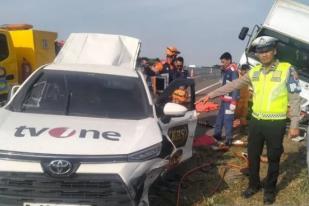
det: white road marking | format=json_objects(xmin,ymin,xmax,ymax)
[{"xmin": 196, "ymin": 81, "xmax": 221, "ymax": 94}]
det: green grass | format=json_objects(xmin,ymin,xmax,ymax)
[{"xmin": 178, "ymin": 136, "xmax": 309, "ymax": 206}]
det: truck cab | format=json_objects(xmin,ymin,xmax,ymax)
[{"xmin": 0, "ymin": 24, "xmax": 57, "ymax": 86}]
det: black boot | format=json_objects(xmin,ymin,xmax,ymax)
[
  {"xmin": 241, "ymin": 186, "xmax": 261, "ymax": 199},
  {"xmin": 224, "ymin": 139, "xmax": 233, "ymax": 146},
  {"xmin": 264, "ymin": 191, "xmax": 276, "ymax": 205},
  {"xmin": 213, "ymin": 134, "xmax": 222, "ymax": 141}
]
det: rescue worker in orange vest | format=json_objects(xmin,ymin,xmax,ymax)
[
  {"xmin": 199, "ymin": 36, "xmax": 301, "ymax": 204},
  {"xmin": 235, "ymin": 64, "xmax": 251, "ymax": 130},
  {"xmin": 151, "ymin": 47, "xmax": 180, "ymax": 94},
  {"xmin": 161, "ymin": 46, "xmax": 180, "ymax": 83}
]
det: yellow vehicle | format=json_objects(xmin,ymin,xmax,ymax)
[{"xmin": 0, "ymin": 24, "xmax": 57, "ymax": 86}]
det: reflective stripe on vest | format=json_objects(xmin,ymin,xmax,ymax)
[{"xmin": 249, "ymin": 62, "xmax": 290, "ymax": 120}]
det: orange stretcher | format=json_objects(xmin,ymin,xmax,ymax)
[{"xmin": 195, "ymin": 101, "xmax": 219, "ymax": 113}]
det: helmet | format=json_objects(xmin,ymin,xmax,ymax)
[
  {"xmin": 166, "ymin": 46, "xmax": 180, "ymax": 56},
  {"xmin": 252, "ymin": 36, "xmax": 278, "ymax": 53}
]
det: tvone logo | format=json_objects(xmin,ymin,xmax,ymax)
[
  {"xmin": 49, "ymin": 127, "xmax": 76, "ymax": 138},
  {"xmin": 15, "ymin": 126, "xmax": 121, "ymax": 141}
]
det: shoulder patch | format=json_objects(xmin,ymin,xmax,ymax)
[
  {"xmin": 287, "ymin": 66, "xmax": 301, "ymax": 93},
  {"xmin": 290, "ymin": 66, "xmax": 299, "ymax": 80}
]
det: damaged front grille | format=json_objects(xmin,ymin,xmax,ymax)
[{"xmin": 0, "ymin": 172, "xmax": 134, "ymax": 206}]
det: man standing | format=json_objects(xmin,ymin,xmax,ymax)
[
  {"xmin": 174, "ymin": 56, "xmax": 188, "ymax": 80},
  {"xmin": 141, "ymin": 58, "xmax": 155, "ymax": 90},
  {"xmin": 200, "ymin": 36, "xmax": 301, "ymax": 204},
  {"xmin": 213, "ymin": 52, "xmax": 239, "ymax": 146},
  {"xmin": 161, "ymin": 46, "xmax": 180, "ymax": 83}
]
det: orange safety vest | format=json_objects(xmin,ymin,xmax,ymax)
[{"xmin": 172, "ymin": 88, "xmax": 188, "ymax": 104}]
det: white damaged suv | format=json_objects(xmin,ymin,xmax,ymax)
[{"xmin": 0, "ymin": 33, "xmax": 197, "ymax": 206}]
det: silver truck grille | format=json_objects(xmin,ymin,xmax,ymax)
[{"xmin": 0, "ymin": 172, "xmax": 134, "ymax": 206}]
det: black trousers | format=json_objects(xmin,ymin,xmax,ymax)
[{"xmin": 248, "ymin": 117, "xmax": 286, "ymax": 192}]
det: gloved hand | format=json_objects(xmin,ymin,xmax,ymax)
[
  {"xmin": 229, "ymin": 102, "xmax": 236, "ymax": 111},
  {"xmin": 196, "ymin": 95, "xmax": 209, "ymax": 104}
]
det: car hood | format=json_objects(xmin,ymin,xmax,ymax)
[{"xmin": 0, "ymin": 110, "xmax": 161, "ymax": 156}]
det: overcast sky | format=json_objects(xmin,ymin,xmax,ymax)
[{"xmin": 1, "ymin": 0, "xmax": 309, "ymax": 65}]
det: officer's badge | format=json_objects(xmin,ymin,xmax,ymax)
[
  {"xmin": 271, "ymin": 71, "xmax": 282, "ymax": 82},
  {"xmin": 252, "ymin": 71, "xmax": 260, "ymax": 81}
]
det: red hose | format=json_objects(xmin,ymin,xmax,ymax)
[
  {"xmin": 176, "ymin": 152, "xmax": 249, "ymax": 206},
  {"xmin": 176, "ymin": 161, "xmax": 213, "ymax": 206}
]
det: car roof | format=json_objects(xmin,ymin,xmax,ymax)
[
  {"xmin": 43, "ymin": 63, "xmax": 139, "ymax": 78},
  {"xmin": 54, "ymin": 33, "xmax": 141, "ymax": 69}
]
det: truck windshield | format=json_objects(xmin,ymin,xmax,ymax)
[
  {"xmin": 248, "ymin": 28, "xmax": 309, "ymax": 80},
  {"xmin": 8, "ymin": 70, "xmax": 151, "ymax": 119},
  {"xmin": 0, "ymin": 34, "xmax": 9, "ymax": 61}
]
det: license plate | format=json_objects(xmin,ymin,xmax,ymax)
[{"xmin": 23, "ymin": 203, "xmax": 91, "ymax": 206}]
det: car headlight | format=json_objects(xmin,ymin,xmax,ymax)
[{"xmin": 128, "ymin": 143, "xmax": 162, "ymax": 162}]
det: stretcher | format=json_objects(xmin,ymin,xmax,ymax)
[{"xmin": 195, "ymin": 101, "xmax": 219, "ymax": 113}]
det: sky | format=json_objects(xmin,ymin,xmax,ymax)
[{"xmin": 1, "ymin": 0, "xmax": 309, "ymax": 66}]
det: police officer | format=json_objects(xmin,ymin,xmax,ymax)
[
  {"xmin": 200, "ymin": 36, "xmax": 301, "ymax": 204},
  {"xmin": 213, "ymin": 52, "xmax": 239, "ymax": 146}
]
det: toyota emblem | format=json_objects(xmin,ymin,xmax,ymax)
[{"xmin": 47, "ymin": 160, "xmax": 73, "ymax": 176}]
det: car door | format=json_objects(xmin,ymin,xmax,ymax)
[{"xmin": 156, "ymin": 79, "xmax": 197, "ymax": 164}]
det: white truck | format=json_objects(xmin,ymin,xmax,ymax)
[
  {"xmin": 0, "ymin": 33, "xmax": 198, "ymax": 206},
  {"xmin": 238, "ymin": 0, "xmax": 309, "ymax": 171}
]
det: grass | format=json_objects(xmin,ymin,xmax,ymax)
[{"xmin": 183, "ymin": 135, "xmax": 309, "ymax": 206}]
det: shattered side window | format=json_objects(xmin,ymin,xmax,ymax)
[
  {"xmin": 155, "ymin": 79, "xmax": 195, "ymax": 117},
  {"xmin": 22, "ymin": 81, "xmax": 47, "ymax": 108},
  {"xmin": 19, "ymin": 71, "xmax": 67, "ymax": 114}
]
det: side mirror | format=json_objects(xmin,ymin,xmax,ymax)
[
  {"xmin": 8, "ymin": 85, "xmax": 20, "ymax": 101},
  {"xmin": 163, "ymin": 102, "xmax": 188, "ymax": 117},
  {"xmin": 6, "ymin": 74, "xmax": 14, "ymax": 81},
  {"xmin": 239, "ymin": 27, "xmax": 249, "ymax": 40}
]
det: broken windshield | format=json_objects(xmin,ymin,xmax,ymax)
[{"xmin": 8, "ymin": 69, "xmax": 151, "ymax": 119}]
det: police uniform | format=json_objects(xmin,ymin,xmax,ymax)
[{"xmin": 207, "ymin": 36, "xmax": 301, "ymax": 204}]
